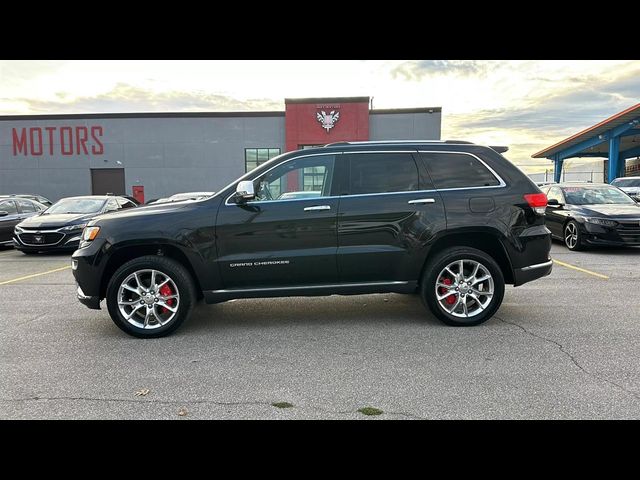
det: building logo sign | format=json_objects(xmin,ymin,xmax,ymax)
[
  {"xmin": 316, "ymin": 110, "xmax": 340, "ymax": 132},
  {"xmin": 11, "ymin": 126, "xmax": 104, "ymax": 156}
]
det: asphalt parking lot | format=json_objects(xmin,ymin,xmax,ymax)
[{"xmin": 1, "ymin": 243, "xmax": 639, "ymax": 420}]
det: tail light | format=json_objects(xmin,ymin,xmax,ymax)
[{"xmin": 524, "ymin": 193, "xmax": 547, "ymax": 215}]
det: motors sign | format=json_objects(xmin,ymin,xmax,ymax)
[{"xmin": 12, "ymin": 126, "xmax": 104, "ymax": 156}]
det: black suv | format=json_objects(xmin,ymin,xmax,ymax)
[{"xmin": 72, "ymin": 141, "xmax": 552, "ymax": 338}]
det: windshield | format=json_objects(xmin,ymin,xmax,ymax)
[
  {"xmin": 611, "ymin": 178, "xmax": 640, "ymax": 188},
  {"xmin": 562, "ymin": 186, "xmax": 636, "ymax": 205},
  {"xmin": 46, "ymin": 198, "xmax": 105, "ymax": 214}
]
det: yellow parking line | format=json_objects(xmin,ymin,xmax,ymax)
[
  {"xmin": 553, "ymin": 259, "xmax": 609, "ymax": 279},
  {"xmin": 0, "ymin": 265, "xmax": 72, "ymax": 286}
]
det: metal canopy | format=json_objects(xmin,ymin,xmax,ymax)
[{"xmin": 531, "ymin": 102, "xmax": 640, "ymax": 183}]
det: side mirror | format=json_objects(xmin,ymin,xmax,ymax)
[
  {"xmin": 547, "ymin": 199, "xmax": 563, "ymax": 208},
  {"xmin": 235, "ymin": 180, "xmax": 255, "ymax": 202},
  {"xmin": 0, "ymin": 211, "xmax": 8, "ymax": 217}
]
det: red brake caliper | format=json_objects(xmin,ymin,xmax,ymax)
[
  {"xmin": 159, "ymin": 284, "xmax": 175, "ymax": 314},
  {"xmin": 438, "ymin": 277, "xmax": 457, "ymax": 305}
]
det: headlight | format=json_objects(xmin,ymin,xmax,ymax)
[
  {"xmin": 61, "ymin": 223, "xmax": 87, "ymax": 233},
  {"xmin": 586, "ymin": 217, "xmax": 618, "ymax": 227},
  {"xmin": 14, "ymin": 226, "xmax": 24, "ymax": 234},
  {"xmin": 82, "ymin": 226, "xmax": 101, "ymax": 241}
]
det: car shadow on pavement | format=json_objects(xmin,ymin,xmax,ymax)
[{"xmin": 182, "ymin": 293, "xmax": 440, "ymax": 334}]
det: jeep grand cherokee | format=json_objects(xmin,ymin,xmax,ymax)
[{"xmin": 72, "ymin": 141, "xmax": 552, "ymax": 338}]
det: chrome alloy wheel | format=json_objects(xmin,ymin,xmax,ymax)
[
  {"xmin": 564, "ymin": 223, "xmax": 578, "ymax": 249},
  {"xmin": 435, "ymin": 259, "xmax": 494, "ymax": 318},
  {"xmin": 117, "ymin": 269, "xmax": 180, "ymax": 329}
]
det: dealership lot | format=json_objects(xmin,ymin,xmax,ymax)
[{"xmin": 1, "ymin": 243, "xmax": 639, "ymax": 419}]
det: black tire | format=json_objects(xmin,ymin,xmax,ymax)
[
  {"xmin": 420, "ymin": 247, "xmax": 505, "ymax": 326},
  {"xmin": 106, "ymin": 255, "xmax": 196, "ymax": 338},
  {"xmin": 563, "ymin": 220, "xmax": 584, "ymax": 251}
]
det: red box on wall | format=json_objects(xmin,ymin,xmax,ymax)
[{"xmin": 132, "ymin": 185, "xmax": 144, "ymax": 204}]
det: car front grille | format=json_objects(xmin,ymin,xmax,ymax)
[
  {"xmin": 616, "ymin": 220, "xmax": 640, "ymax": 243},
  {"xmin": 18, "ymin": 232, "xmax": 64, "ymax": 246}
]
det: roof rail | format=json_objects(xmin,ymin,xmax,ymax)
[{"xmin": 323, "ymin": 140, "xmax": 475, "ymax": 147}]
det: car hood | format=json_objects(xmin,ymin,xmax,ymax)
[
  {"xmin": 574, "ymin": 204, "xmax": 640, "ymax": 218},
  {"xmin": 18, "ymin": 213, "xmax": 96, "ymax": 228},
  {"xmin": 90, "ymin": 201, "xmax": 196, "ymax": 224}
]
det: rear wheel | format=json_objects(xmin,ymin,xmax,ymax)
[
  {"xmin": 106, "ymin": 255, "xmax": 196, "ymax": 338},
  {"xmin": 420, "ymin": 247, "xmax": 505, "ymax": 326}
]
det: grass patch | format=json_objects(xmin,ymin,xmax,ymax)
[
  {"xmin": 358, "ymin": 407, "xmax": 384, "ymax": 416},
  {"xmin": 272, "ymin": 402, "xmax": 294, "ymax": 409}
]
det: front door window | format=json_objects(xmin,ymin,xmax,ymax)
[{"xmin": 254, "ymin": 155, "xmax": 335, "ymax": 202}]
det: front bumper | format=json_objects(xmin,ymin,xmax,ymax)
[
  {"xmin": 76, "ymin": 285, "xmax": 101, "ymax": 310},
  {"xmin": 582, "ymin": 222, "xmax": 640, "ymax": 246},
  {"xmin": 13, "ymin": 231, "xmax": 82, "ymax": 252},
  {"xmin": 71, "ymin": 238, "xmax": 108, "ymax": 310}
]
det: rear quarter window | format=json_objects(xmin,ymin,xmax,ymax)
[{"xmin": 421, "ymin": 152, "xmax": 501, "ymax": 189}]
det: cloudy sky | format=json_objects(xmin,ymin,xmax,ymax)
[{"xmin": 1, "ymin": 60, "xmax": 638, "ymax": 172}]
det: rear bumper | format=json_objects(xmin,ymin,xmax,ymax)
[
  {"xmin": 513, "ymin": 259, "xmax": 553, "ymax": 286},
  {"xmin": 509, "ymin": 224, "xmax": 552, "ymax": 286}
]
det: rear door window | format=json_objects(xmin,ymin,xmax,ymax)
[
  {"xmin": 346, "ymin": 153, "xmax": 421, "ymax": 195},
  {"xmin": 17, "ymin": 199, "xmax": 37, "ymax": 213}
]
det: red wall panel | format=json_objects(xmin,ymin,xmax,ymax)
[{"xmin": 285, "ymin": 100, "xmax": 369, "ymax": 152}]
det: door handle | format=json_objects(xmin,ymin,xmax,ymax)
[
  {"xmin": 304, "ymin": 205, "xmax": 331, "ymax": 211},
  {"xmin": 408, "ymin": 198, "xmax": 436, "ymax": 205}
]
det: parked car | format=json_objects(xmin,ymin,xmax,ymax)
[
  {"xmin": 148, "ymin": 192, "xmax": 216, "ymax": 204},
  {"xmin": 120, "ymin": 195, "xmax": 142, "ymax": 206},
  {"xmin": 539, "ymin": 182, "xmax": 640, "ymax": 250},
  {"xmin": 0, "ymin": 194, "xmax": 52, "ymax": 206},
  {"xmin": 0, "ymin": 198, "xmax": 46, "ymax": 247},
  {"xmin": 72, "ymin": 140, "xmax": 552, "ymax": 338},
  {"xmin": 611, "ymin": 176, "xmax": 640, "ymax": 201},
  {"xmin": 14, "ymin": 195, "xmax": 137, "ymax": 254}
]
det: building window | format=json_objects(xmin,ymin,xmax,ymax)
[{"xmin": 245, "ymin": 148, "xmax": 281, "ymax": 172}]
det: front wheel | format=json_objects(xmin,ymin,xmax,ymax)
[
  {"xmin": 420, "ymin": 247, "xmax": 505, "ymax": 326},
  {"xmin": 106, "ymin": 255, "xmax": 196, "ymax": 338},
  {"xmin": 564, "ymin": 220, "xmax": 584, "ymax": 251}
]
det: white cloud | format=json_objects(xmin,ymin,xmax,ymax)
[{"xmin": 1, "ymin": 60, "xmax": 638, "ymax": 173}]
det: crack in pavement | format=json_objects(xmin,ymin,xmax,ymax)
[
  {"xmin": 14, "ymin": 313, "xmax": 48, "ymax": 327},
  {"xmin": 0, "ymin": 395, "xmax": 425, "ymax": 419},
  {"xmin": 495, "ymin": 315, "xmax": 640, "ymax": 402},
  {"xmin": 0, "ymin": 396, "xmax": 273, "ymax": 407}
]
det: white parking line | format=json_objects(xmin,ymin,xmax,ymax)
[
  {"xmin": 553, "ymin": 259, "xmax": 609, "ymax": 279},
  {"xmin": 0, "ymin": 265, "xmax": 72, "ymax": 286}
]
